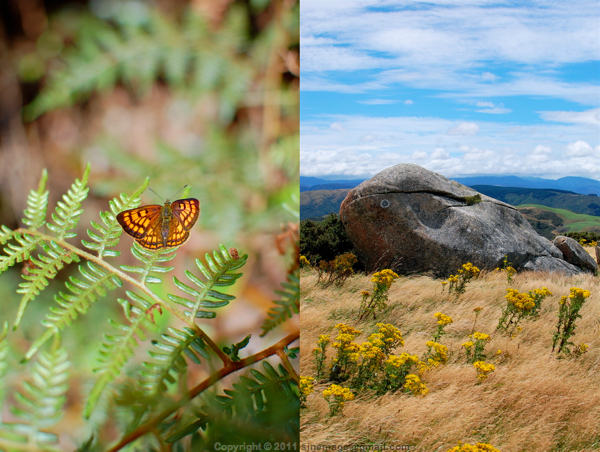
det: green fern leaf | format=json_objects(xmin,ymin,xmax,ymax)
[
  {"xmin": 13, "ymin": 240, "xmax": 80, "ymax": 329},
  {"xmin": 167, "ymin": 245, "xmax": 247, "ymax": 320},
  {"xmin": 82, "ymin": 178, "xmax": 149, "ymax": 258},
  {"xmin": 24, "ymin": 261, "xmax": 122, "ymax": 360},
  {"xmin": 0, "ymin": 232, "xmax": 44, "ymax": 274},
  {"xmin": 84, "ymin": 291, "xmax": 158, "ymax": 418},
  {"xmin": 165, "ymin": 361, "xmax": 298, "ymax": 444},
  {"xmin": 9, "ymin": 335, "xmax": 69, "ymax": 447},
  {"xmin": 260, "ymin": 269, "xmax": 299, "ymax": 336},
  {"xmin": 139, "ymin": 326, "xmax": 209, "ymax": 396},
  {"xmin": 46, "ymin": 163, "xmax": 90, "ymax": 240},
  {"xmin": 121, "ymin": 241, "xmax": 177, "ymax": 285},
  {"xmin": 0, "ymin": 322, "xmax": 8, "ymax": 408},
  {"xmin": 22, "ymin": 168, "xmax": 49, "ymax": 229}
]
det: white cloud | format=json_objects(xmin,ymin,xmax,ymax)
[
  {"xmin": 538, "ymin": 108, "xmax": 600, "ymax": 126},
  {"xmin": 564, "ymin": 140, "xmax": 595, "ymax": 157},
  {"xmin": 301, "ymin": 2, "xmax": 599, "ymax": 105},
  {"xmin": 359, "ymin": 134, "xmax": 376, "ymax": 142},
  {"xmin": 476, "ymin": 102, "xmax": 495, "ymax": 108},
  {"xmin": 431, "ymin": 148, "xmax": 450, "ymax": 160},
  {"xmin": 404, "ymin": 100, "xmax": 414, "ymax": 105},
  {"xmin": 447, "ymin": 122, "xmax": 479, "ymax": 136},
  {"xmin": 476, "ymin": 107, "xmax": 512, "ymax": 114},
  {"xmin": 532, "ymin": 145, "xmax": 552, "ymax": 154},
  {"xmin": 301, "ymin": 113, "xmax": 600, "ymax": 179},
  {"xmin": 358, "ymin": 99, "xmax": 397, "ymax": 105}
]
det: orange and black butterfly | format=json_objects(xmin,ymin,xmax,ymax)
[{"xmin": 117, "ymin": 191, "xmax": 200, "ymax": 250}]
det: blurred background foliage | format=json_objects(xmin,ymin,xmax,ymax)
[{"xmin": 0, "ymin": 0, "xmax": 298, "ymax": 448}]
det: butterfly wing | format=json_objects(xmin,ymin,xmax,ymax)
[
  {"xmin": 171, "ymin": 198, "xmax": 200, "ymax": 231},
  {"xmin": 135, "ymin": 221, "xmax": 168, "ymax": 250},
  {"xmin": 117, "ymin": 205, "xmax": 162, "ymax": 239}
]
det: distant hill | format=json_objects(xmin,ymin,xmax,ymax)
[
  {"xmin": 472, "ymin": 186, "xmax": 600, "ymax": 216},
  {"xmin": 516, "ymin": 205, "xmax": 600, "ymax": 239},
  {"xmin": 300, "ymin": 186, "xmax": 600, "ymax": 221},
  {"xmin": 300, "ymin": 189, "xmax": 350, "ymax": 220},
  {"xmin": 455, "ymin": 175, "xmax": 600, "ymax": 196},
  {"xmin": 300, "ymin": 174, "xmax": 600, "ymax": 195}
]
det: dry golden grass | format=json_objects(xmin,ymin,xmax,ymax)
[{"xmin": 300, "ymin": 267, "xmax": 600, "ymax": 451}]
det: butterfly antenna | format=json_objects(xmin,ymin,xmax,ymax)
[
  {"xmin": 148, "ymin": 188, "xmax": 165, "ymax": 202},
  {"xmin": 168, "ymin": 185, "xmax": 188, "ymax": 200}
]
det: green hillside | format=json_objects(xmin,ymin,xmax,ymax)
[
  {"xmin": 517, "ymin": 204, "xmax": 600, "ymax": 236},
  {"xmin": 472, "ymin": 185, "xmax": 600, "ymax": 216},
  {"xmin": 300, "ymin": 189, "xmax": 350, "ymax": 220}
]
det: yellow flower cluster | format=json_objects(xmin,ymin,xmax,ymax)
[
  {"xmin": 353, "ymin": 341, "xmax": 385, "ymax": 365},
  {"xmin": 403, "ymin": 374, "xmax": 428, "ymax": 396},
  {"xmin": 462, "ymin": 340, "xmax": 474, "ymax": 349},
  {"xmin": 505, "ymin": 288, "xmax": 535, "ymax": 311},
  {"xmin": 332, "ymin": 325, "xmax": 361, "ymax": 354},
  {"xmin": 322, "ymin": 384, "xmax": 355, "ymax": 402},
  {"xmin": 371, "ymin": 269, "xmax": 399, "ymax": 287},
  {"xmin": 375, "ymin": 323, "xmax": 404, "ymax": 348},
  {"xmin": 385, "ymin": 353, "xmax": 420, "ymax": 369},
  {"xmin": 533, "ymin": 287, "xmax": 552, "ymax": 297},
  {"xmin": 569, "ymin": 287, "xmax": 591, "ymax": 299},
  {"xmin": 300, "ymin": 255, "xmax": 310, "ymax": 267},
  {"xmin": 300, "ymin": 376, "xmax": 315, "ymax": 396},
  {"xmin": 361, "ymin": 290, "xmax": 370, "ymax": 297},
  {"xmin": 317, "ymin": 334, "xmax": 330, "ymax": 346},
  {"xmin": 471, "ymin": 331, "xmax": 491, "ymax": 342},
  {"xmin": 447, "ymin": 442, "xmax": 501, "ymax": 452},
  {"xmin": 458, "ymin": 262, "xmax": 481, "ymax": 277},
  {"xmin": 473, "ymin": 361, "xmax": 495, "ymax": 381},
  {"xmin": 425, "ymin": 341, "xmax": 448, "ymax": 364},
  {"xmin": 434, "ymin": 312, "xmax": 453, "ymax": 326}
]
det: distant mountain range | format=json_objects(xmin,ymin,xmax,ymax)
[
  {"xmin": 300, "ymin": 185, "xmax": 600, "ymax": 221},
  {"xmin": 300, "ymin": 175, "xmax": 600, "ymax": 196}
]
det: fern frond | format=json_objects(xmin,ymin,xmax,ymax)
[
  {"xmin": 22, "ymin": 168, "xmax": 49, "ymax": 229},
  {"xmin": 25, "ymin": 261, "xmax": 122, "ymax": 360},
  {"xmin": 260, "ymin": 269, "xmax": 299, "ymax": 336},
  {"xmin": 82, "ymin": 178, "xmax": 149, "ymax": 258},
  {"xmin": 47, "ymin": 163, "xmax": 91, "ymax": 240},
  {"xmin": 0, "ymin": 322, "xmax": 8, "ymax": 408},
  {"xmin": 84, "ymin": 291, "xmax": 157, "ymax": 418},
  {"xmin": 8, "ymin": 336, "xmax": 69, "ymax": 448},
  {"xmin": 121, "ymin": 242, "xmax": 177, "ymax": 285},
  {"xmin": 13, "ymin": 240, "xmax": 81, "ymax": 329},
  {"xmin": 165, "ymin": 361, "xmax": 298, "ymax": 444},
  {"xmin": 167, "ymin": 244, "xmax": 247, "ymax": 320},
  {"xmin": 139, "ymin": 326, "xmax": 208, "ymax": 396},
  {"xmin": 0, "ymin": 232, "xmax": 44, "ymax": 274}
]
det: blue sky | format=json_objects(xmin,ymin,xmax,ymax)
[{"xmin": 300, "ymin": 0, "xmax": 600, "ymax": 180}]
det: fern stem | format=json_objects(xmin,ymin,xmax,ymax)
[
  {"xmin": 16, "ymin": 229, "xmax": 224, "ymax": 361},
  {"xmin": 106, "ymin": 330, "xmax": 299, "ymax": 451},
  {"xmin": 276, "ymin": 348, "xmax": 299, "ymax": 383}
]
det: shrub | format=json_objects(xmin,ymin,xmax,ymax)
[
  {"xmin": 300, "ymin": 214, "xmax": 356, "ymax": 265},
  {"xmin": 441, "ymin": 263, "xmax": 480, "ymax": 298},
  {"xmin": 497, "ymin": 287, "xmax": 552, "ymax": 335},
  {"xmin": 462, "ymin": 332, "xmax": 491, "ymax": 363},
  {"xmin": 316, "ymin": 253, "xmax": 357, "ymax": 287},
  {"xmin": 473, "ymin": 361, "xmax": 495, "ymax": 382},
  {"xmin": 552, "ymin": 287, "xmax": 591, "ymax": 356},
  {"xmin": 322, "ymin": 384, "xmax": 354, "ymax": 416},
  {"xmin": 359, "ymin": 269, "xmax": 400, "ymax": 320},
  {"xmin": 300, "ymin": 376, "xmax": 315, "ymax": 408}
]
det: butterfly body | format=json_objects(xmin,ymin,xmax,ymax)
[{"xmin": 117, "ymin": 198, "xmax": 200, "ymax": 250}]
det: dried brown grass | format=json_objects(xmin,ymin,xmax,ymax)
[{"xmin": 300, "ymin": 267, "xmax": 600, "ymax": 451}]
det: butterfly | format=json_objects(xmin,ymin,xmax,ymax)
[{"xmin": 117, "ymin": 197, "xmax": 200, "ymax": 250}]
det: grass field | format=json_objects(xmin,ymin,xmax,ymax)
[
  {"xmin": 517, "ymin": 204, "xmax": 600, "ymax": 232},
  {"xmin": 300, "ymin": 254, "xmax": 600, "ymax": 451}
]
